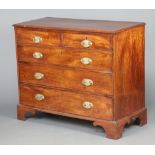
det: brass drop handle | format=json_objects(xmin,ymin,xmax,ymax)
[
  {"xmin": 33, "ymin": 36, "xmax": 43, "ymax": 43},
  {"xmin": 82, "ymin": 78, "xmax": 93, "ymax": 86},
  {"xmin": 83, "ymin": 101, "xmax": 93, "ymax": 109},
  {"xmin": 81, "ymin": 57, "xmax": 92, "ymax": 65},
  {"xmin": 34, "ymin": 72, "xmax": 44, "ymax": 80},
  {"xmin": 35, "ymin": 94, "xmax": 45, "ymax": 101},
  {"xmin": 33, "ymin": 52, "xmax": 43, "ymax": 59},
  {"xmin": 81, "ymin": 39, "xmax": 92, "ymax": 48}
]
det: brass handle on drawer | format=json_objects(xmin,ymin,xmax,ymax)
[
  {"xmin": 82, "ymin": 78, "xmax": 93, "ymax": 86},
  {"xmin": 83, "ymin": 101, "xmax": 93, "ymax": 109},
  {"xmin": 33, "ymin": 52, "xmax": 43, "ymax": 59},
  {"xmin": 81, "ymin": 57, "xmax": 92, "ymax": 65},
  {"xmin": 35, "ymin": 94, "xmax": 45, "ymax": 101},
  {"xmin": 81, "ymin": 39, "xmax": 92, "ymax": 48},
  {"xmin": 34, "ymin": 72, "xmax": 44, "ymax": 80},
  {"xmin": 33, "ymin": 36, "xmax": 43, "ymax": 43}
]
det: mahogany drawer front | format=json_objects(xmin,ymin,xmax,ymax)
[
  {"xmin": 20, "ymin": 85, "xmax": 113, "ymax": 120},
  {"xmin": 63, "ymin": 33, "xmax": 112, "ymax": 49},
  {"xmin": 19, "ymin": 63, "xmax": 113, "ymax": 95},
  {"xmin": 15, "ymin": 28, "xmax": 60, "ymax": 46},
  {"xmin": 17, "ymin": 46, "xmax": 113, "ymax": 72}
]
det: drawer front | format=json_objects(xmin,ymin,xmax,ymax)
[
  {"xmin": 15, "ymin": 28, "xmax": 60, "ymax": 46},
  {"xmin": 63, "ymin": 33, "xmax": 112, "ymax": 49},
  {"xmin": 20, "ymin": 85, "xmax": 113, "ymax": 120},
  {"xmin": 19, "ymin": 63, "xmax": 113, "ymax": 95},
  {"xmin": 17, "ymin": 46, "xmax": 113, "ymax": 71}
]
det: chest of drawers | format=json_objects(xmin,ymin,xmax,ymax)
[{"xmin": 14, "ymin": 17, "xmax": 147, "ymax": 139}]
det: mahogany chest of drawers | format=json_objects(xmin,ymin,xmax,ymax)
[{"xmin": 14, "ymin": 17, "xmax": 147, "ymax": 139}]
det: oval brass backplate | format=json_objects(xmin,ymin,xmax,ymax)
[
  {"xmin": 81, "ymin": 39, "xmax": 92, "ymax": 48},
  {"xmin": 33, "ymin": 52, "xmax": 43, "ymax": 59},
  {"xmin": 33, "ymin": 36, "xmax": 43, "ymax": 43},
  {"xmin": 80, "ymin": 57, "xmax": 92, "ymax": 65},
  {"xmin": 82, "ymin": 78, "xmax": 93, "ymax": 86},
  {"xmin": 35, "ymin": 94, "xmax": 45, "ymax": 101},
  {"xmin": 34, "ymin": 72, "xmax": 44, "ymax": 80},
  {"xmin": 83, "ymin": 101, "xmax": 93, "ymax": 109}
]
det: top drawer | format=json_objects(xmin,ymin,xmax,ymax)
[
  {"xmin": 15, "ymin": 28, "xmax": 60, "ymax": 46},
  {"xmin": 63, "ymin": 33, "xmax": 112, "ymax": 50}
]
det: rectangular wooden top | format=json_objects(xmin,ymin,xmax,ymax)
[{"xmin": 14, "ymin": 17, "xmax": 145, "ymax": 34}]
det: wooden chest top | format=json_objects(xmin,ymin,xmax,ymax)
[{"xmin": 14, "ymin": 17, "xmax": 145, "ymax": 33}]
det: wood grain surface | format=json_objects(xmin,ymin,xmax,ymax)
[
  {"xmin": 17, "ymin": 45, "xmax": 113, "ymax": 72},
  {"xmin": 63, "ymin": 32, "xmax": 112, "ymax": 49},
  {"xmin": 113, "ymin": 26, "xmax": 145, "ymax": 120},
  {"xmin": 15, "ymin": 27, "xmax": 60, "ymax": 46},
  {"xmin": 20, "ymin": 85, "xmax": 113, "ymax": 120},
  {"xmin": 14, "ymin": 17, "xmax": 145, "ymax": 33},
  {"xmin": 18, "ymin": 63, "xmax": 113, "ymax": 96}
]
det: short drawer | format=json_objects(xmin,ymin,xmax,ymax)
[
  {"xmin": 17, "ymin": 46, "xmax": 113, "ymax": 72},
  {"xmin": 15, "ymin": 28, "xmax": 60, "ymax": 46},
  {"xmin": 63, "ymin": 33, "xmax": 112, "ymax": 49},
  {"xmin": 19, "ymin": 63, "xmax": 113, "ymax": 95},
  {"xmin": 20, "ymin": 85, "xmax": 113, "ymax": 120}
]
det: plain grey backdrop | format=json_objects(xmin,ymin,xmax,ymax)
[{"xmin": 0, "ymin": 9, "xmax": 155, "ymax": 144}]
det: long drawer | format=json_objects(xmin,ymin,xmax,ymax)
[
  {"xmin": 18, "ymin": 63, "xmax": 113, "ymax": 95},
  {"xmin": 17, "ymin": 46, "xmax": 113, "ymax": 72},
  {"xmin": 20, "ymin": 85, "xmax": 113, "ymax": 120}
]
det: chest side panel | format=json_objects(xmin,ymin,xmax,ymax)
[{"xmin": 113, "ymin": 26, "xmax": 145, "ymax": 120}]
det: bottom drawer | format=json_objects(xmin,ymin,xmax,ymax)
[{"xmin": 20, "ymin": 85, "xmax": 113, "ymax": 120}]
